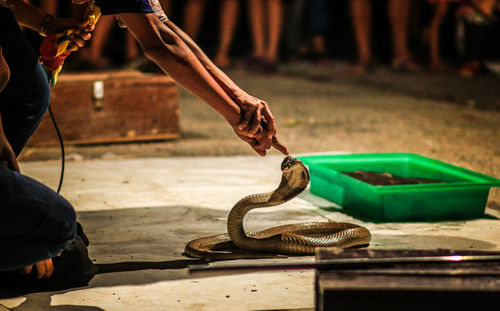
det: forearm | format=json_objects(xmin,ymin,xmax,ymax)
[
  {"xmin": 3, "ymin": 0, "xmax": 50, "ymax": 33},
  {"xmin": 121, "ymin": 14, "xmax": 242, "ymax": 126},
  {"xmin": 164, "ymin": 20, "xmax": 247, "ymax": 102}
]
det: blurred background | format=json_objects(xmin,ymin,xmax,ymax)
[{"xmin": 25, "ymin": 0, "xmax": 500, "ymax": 77}]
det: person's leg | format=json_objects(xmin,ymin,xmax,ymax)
[
  {"xmin": 349, "ymin": 0, "xmax": 373, "ymax": 69},
  {"xmin": 79, "ymin": 15, "xmax": 115, "ymax": 68},
  {"xmin": 308, "ymin": 0, "xmax": 330, "ymax": 65},
  {"xmin": 283, "ymin": 0, "xmax": 306, "ymax": 60},
  {"xmin": 265, "ymin": 0, "xmax": 283, "ymax": 62},
  {"xmin": 214, "ymin": 0, "xmax": 240, "ymax": 67},
  {"xmin": 183, "ymin": 0, "xmax": 207, "ymax": 40},
  {"xmin": 248, "ymin": 0, "xmax": 266, "ymax": 58},
  {"xmin": 0, "ymin": 166, "xmax": 77, "ymax": 271},
  {"xmin": 388, "ymin": 0, "xmax": 420, "ymax": 71},
  {"xmin": 429, "ymin": 3, "xmax": 449, "ymax": 71}
]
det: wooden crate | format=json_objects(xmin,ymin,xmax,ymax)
[{"xmin": 28, "ymin": 71, "xmax": 180, "ymax": 146}]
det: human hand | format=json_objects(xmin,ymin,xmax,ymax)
[
  {"xmin": 23, "ymin": 258, "xmax": 55, "ymax": 279},
  {"xmin": 234, "ymin": 120, "xmax": 288, "ymax": 156},
  {"xmin": 48, "ymin": 17, "xmax": 94, "ymax": 52},
  {"xmin": 0, "ymin": 129, "xmax": 19, "ymax": 172},
  {"xmin": 234, "ymin": 93, "xmax": 276, "ymax": 139},
  {"xmin": 233, "ymin": 93, "xmax": 288, "ymax": 155}
]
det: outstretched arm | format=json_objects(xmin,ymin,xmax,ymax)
[
  {"xmin": 118, "ymin": 13, "xmax": 287, "ymax": 155},
  {"xmin": 163, "ymin": 20, "xmax": 282, "ymax": 145}
]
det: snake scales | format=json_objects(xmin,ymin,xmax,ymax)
[{"xmin": 184, "ymin": 156, "xmax": 371, "ymax": 259}]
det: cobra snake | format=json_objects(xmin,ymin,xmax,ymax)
[{"xmin": 184, "ymin": 156, "xmax": 371, "ymax": 259}]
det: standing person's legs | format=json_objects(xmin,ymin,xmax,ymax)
[
  {"xmin": 308, "ymin": 0, "xmax": 330, "ymax": 65},
  {"xmin": 349, "ymin": 0, "xmax": 373, "ymax": 70},
  {"xmin": 79, "ymin": 15, "xmax": 115, "ymax": 69},
  {"xmin": 429, "ymin": 2, "xmax": 449, "ymax": 71},
  {"xmin": 283, "ymin": 0, "xmax": 305, "ymax": 59},
  {"xmin": 388, "ymin": 0, "xmax": 420, "ymax": 71},
  {"xmin": 183, "ymin": 0, "xmax": 207, "ymax": 40},
  {"xmin": 248, "ymin": 0, "xmax": 266, "ymax": 58},
  {"xmin": 265, "ymin": 0, "xmax": 283, "ymax": 62},
  {"xmin": 214, "ymin": 0, "xmax": 240, "ymax": 68}
]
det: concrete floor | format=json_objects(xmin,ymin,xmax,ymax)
[{"xmin": 1, "ymin": 154, "xmax": 500, "ymax": 311}]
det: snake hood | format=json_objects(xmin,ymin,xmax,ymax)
[
  {"xmin": 281, "ymin": 156, "xmax": 310, "ymax": 188},
  {"xmin": 271, "ymin": 156, "xmax": 310, "ymax": 203}
]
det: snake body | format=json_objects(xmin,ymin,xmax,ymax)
[{"xmin": 184, "ymin": 156, "xmax": 371, "ymax": 259}]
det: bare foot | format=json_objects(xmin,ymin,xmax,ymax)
[
  {"xmin": 392, "ymin": 58, "xmax": 421, "ymax": 72},
  {"xmin": 214, "ymin": 54, "xmax": 233, "ymax": 68}
]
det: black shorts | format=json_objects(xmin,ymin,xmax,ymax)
[{"xmin": 95, "ymin": 0, "xmax": 153, "ymax": 15}]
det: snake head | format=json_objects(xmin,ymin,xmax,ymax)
[
  {"xmin": 281, "ymin": 155, "xmax": 297, "ymax": 171},
  {"xmin": 281, "ymin": 156, "xmax": 310, "ymax": 187}
]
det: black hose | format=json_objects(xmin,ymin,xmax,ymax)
[{"xmin": 48, "ymin": 103, "xmax": 65, "ymax": 194}]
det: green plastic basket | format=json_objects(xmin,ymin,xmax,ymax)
[{"xmin": 298, "ymin": 153, "xmax": 500, "ymax": 222}]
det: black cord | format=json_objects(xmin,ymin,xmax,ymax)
[{"xmin": 47, "ymin": 103, "xmax": 65, "ymax": 194}]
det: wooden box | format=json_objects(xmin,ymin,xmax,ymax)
[{"xmin": 28, "ymin": 71, "xmax": 180, "ymax": 146}]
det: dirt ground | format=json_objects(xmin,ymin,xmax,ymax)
[{"xmin": 19, "ymin": 63, "xmax": 500, "ymax": 208}]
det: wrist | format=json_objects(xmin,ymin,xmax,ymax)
[{"xmin": 39, "ymin": 13, "xmax": 54, "ymax": 36}]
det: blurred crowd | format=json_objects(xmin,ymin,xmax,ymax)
[{"xmin": 32, "ymin": 0, "xmax": 500, "ymax": 77}]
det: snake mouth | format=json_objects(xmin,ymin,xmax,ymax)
[{"xmin": 281, "ymin": 156, "xmax": 299, "ymax": 171}]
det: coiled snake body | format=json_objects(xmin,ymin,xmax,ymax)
[{"xmin": 184, "ymin": 156, "xmax": 371, "ymax": 259}]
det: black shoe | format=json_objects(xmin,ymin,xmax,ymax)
[
  {"xmin": 2, "ymin": 236, "xmax": 97, "ymax": 292},
  {"xmin": 76, "ymin": 222, "xmax": 89, "ymax": 247}
]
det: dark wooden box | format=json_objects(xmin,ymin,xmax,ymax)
[
  {"xmin": 28, "ymin": 71, "xmax": 180, "ymax": 146},
  {"xmin": 315, "ymin": 248, "xmax": 500, "ymax": 311}
]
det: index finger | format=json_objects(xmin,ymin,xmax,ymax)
[{"xmin": 272, "ymin": 136, "xmax": 289, "ymax": 155}]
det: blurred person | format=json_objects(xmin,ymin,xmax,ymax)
[
  {"xmin": 213, "ymin": 0, "xmax": 240, "ymax": 68},
  {"xmin": 427, "ymin": 0, "xmax": 460, "ymax": 72},
  {"xmin": 182, "ymin": 0, "xmax": 241, "ymax": 68},
  {"xmin": 283, "ymin": 0, "xmax": 306, "ymax": 61},
  {"xmin": 78, "ymin": 15, "xmax": 141, "ymax": 69},
  {"xmin": 307, "ymin": 0, "xmax": 331, "ymax": 65},
  {"xmin": 456, "ymin": 0, "xmax": 500, "ymax": 76},
  {"xmin": 183, "ymin": 0, "xmax": 206, "ymax": 39},
  {"xmin": 246, "ymin": 0, "xmax": 283, "ymax": 72},
  {"xmin": 349, "ymin": 0, "xmax": 420, "ymax": 72}
]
